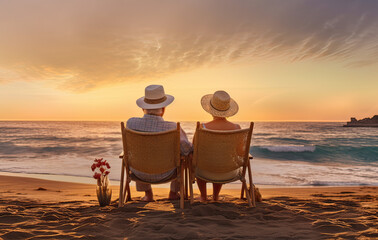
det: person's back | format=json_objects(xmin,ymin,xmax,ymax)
[
  {"xmin": 126, "ymin": 85, "xmax": 192, "ymax": 201},
  {"xmin": 127, "ymin": 111, "xmax": 192, "ymax": 158},
  {"xmin": 127, "ymin": 114, "xmax": 176, "ymax": 133},
  {"xmin": 197, "ymin": 90, "xmax": 241, "ymax": 202},
  {"xmin": 203, "ymin": 117, "xmax": 240, "ymax": 131}
]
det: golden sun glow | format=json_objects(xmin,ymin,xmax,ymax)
[{"xmin": 0, "ymin": 1, "xmax": 377, "ymax": 121}]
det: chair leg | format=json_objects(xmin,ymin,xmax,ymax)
[
  {"xmin": 248, "ymin": 185, "xmax": 255, "ymax": 207},
  {"xmin": 247, "ymin": 160, "xmax": 256, "ymax": 207},
  {"xmin": 122, "ymin": 176, "xmax": 132, "ymax": 204},
  {"xmin": 118, "ymin": 160, "xmax": 125, "ymax": 207},
  {"xmin": 123, "ymin": 181, "xmax": 127, "ymax": 204},
  {"xmin": 185, "ymin": 167, "xmax": 189, "ymax": 200},
  {"xmin": 125, "ymin": 177, "xmax": 131, "ymax": 202},
  {"xmin": 242, "ymin": 180, "xmax": 252, "ymax": 207},
  {"xmin": 189, "ymin": 166, "xmax": 194, "ymax": 204},
  {"xmin": 180, "ymin": 164, "xmax": 185, "ymax": 209},
  {"xmin": 240, "ymin": 165, "xmax": 247, "ymax": 199}
]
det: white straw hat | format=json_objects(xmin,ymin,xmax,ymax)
[
  {"xmin": 201, "ymin": 90, "xmax": 239, "ymax": 117},
  {"xmin": 136, "ymin": 85, "xmax": 174, "ymax": 109}
]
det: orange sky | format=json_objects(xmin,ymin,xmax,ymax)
[{"xmin": 0, "ymin": 1, "xmax": 377, "ymax": 121}]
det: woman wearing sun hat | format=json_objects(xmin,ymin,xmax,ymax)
[{"xmin": 197, "ymin": 90, "xmax": 241, "ymax": 202}]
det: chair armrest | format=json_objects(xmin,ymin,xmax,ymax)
[
  {"xmin": 249, "ymin": 153, "xmax": 253, "ymax": 159},
  {"xmin": 119, "ymin": 151, "xmax": 124, "ymax": 159}
]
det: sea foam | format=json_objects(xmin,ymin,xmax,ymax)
[{"xmin": 257, "ymin": 145, "xmax": 316, "ymax": 152}]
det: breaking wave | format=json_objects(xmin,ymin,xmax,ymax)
[
  {"xmin": 256, "ymin": 145, "xmax": 316, "ymax": 152},
  {"xmin": 251, "ymin": 145, "xmax": 378, "ymax": 163}
]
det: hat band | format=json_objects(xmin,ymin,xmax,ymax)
[
  {"xmin": 144, "ymin": 96, "xmax": 167, "ymax": 104},
  {"xmin": 210, "ymin": 99, "xmax": 230, "ymax": 111}
]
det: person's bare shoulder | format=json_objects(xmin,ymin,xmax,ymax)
[{"xmin": 234, "ymin": 123, "xmax": 241, "ymax": 130}]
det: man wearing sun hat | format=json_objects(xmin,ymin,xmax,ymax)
[{"xmin": 126, "ymin": 85, "xmax": 192, "ymax": 202}]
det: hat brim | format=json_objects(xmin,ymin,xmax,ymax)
[
  {"xmin": 136, "ymin": 95, "xmax": 174, "ymax": 109},
  {"xmin": 201, "ymin": 94, "xmax": 239, "ymax": 118}
]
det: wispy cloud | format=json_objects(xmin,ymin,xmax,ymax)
[{"xmin": 0, "ymin": 0, "xmax": 377, "ymax": 91}]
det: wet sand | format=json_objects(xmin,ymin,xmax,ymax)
[{"xmin": 0, "ymin": 175, "xmax": 377, "ymax": 239}]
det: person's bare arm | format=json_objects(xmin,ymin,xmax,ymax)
[{"xmin": 179, "ymin": 127, "xmax": 193, "ymax": 156}]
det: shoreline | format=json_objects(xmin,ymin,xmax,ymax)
[
  {"xmin": 2, "ymin": 171, "xmax": 376, "ymax": 189},
  {"xmin": 2, "ymin": 173, "xmax": 377, "ymax": 202}
]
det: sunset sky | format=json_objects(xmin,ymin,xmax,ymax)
[{"xmin": 0, "ymin": 0, "xmax": 377, "ymax": 121}]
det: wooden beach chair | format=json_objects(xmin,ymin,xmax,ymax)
[
  {"xmin": 118, "ymin": 122, "xmax": 185, "ymax": 209},
  {"xmin": 189, "ymin": 122, "xmax": 256, "ymax": 207}
]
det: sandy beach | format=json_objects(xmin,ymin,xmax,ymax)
[{"xmin": 0, "ymin": 175, "xmax": 377, "ymax": 239}]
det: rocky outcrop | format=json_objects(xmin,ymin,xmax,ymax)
[{"xmin": 344, "ymin": 115, "xmax": 378, "ymax": 127}]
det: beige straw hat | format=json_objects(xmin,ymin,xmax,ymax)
[
  {"xmin": 201, "ymin": 90, "xmax": 239, "ymax": 117},
  {"xmin": 136, "ymin": 85, "xmax": 174, "ymax": 109}
]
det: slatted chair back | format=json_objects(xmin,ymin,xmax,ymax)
[
  {"xmin": 122, "ymin": 124, "xmax": 180, "ymax": 175},
  {"xmin": 193, "ymin": 123, "xmax": 252, "ymax": 174}
]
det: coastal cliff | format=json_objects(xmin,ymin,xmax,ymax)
[{"xmin": 344, "ymin": 115, "xmax": 378, "ymax": 127}]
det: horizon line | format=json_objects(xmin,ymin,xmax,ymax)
[{"xmin": 0, "ymin": 119, "xmax": 347, "ymax": 122}]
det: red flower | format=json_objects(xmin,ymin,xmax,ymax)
[
  {"xmin": 92, "ymin": 158, "xmax": 109, "ymax": 183},
  {"xmin": 93, "ymin": 172, "xmax": 101, "ymax": 180}
]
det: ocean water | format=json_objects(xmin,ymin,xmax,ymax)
[{"xmin": 0, "ymin": 121, "xmax": 377, "ymax": 187}]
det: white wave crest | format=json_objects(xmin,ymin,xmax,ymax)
[{"xmin": 258, "ymin": 145, "xmax": 316, "ymax": 152}]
